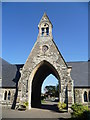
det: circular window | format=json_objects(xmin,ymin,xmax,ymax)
[{"xmin": 42, "ymin": 45, "xmax": 48, "ymax": 53}]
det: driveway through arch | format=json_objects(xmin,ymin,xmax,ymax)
[{"xmin": 29, "ymin": 60, "xmax": 60, "ymax": 108}]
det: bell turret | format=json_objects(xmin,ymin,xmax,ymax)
[{"xmin": 38, "ymin": 13, "xmax": 53, "ymax": 37}]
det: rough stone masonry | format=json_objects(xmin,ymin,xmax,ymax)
[{"xmin": 17, "ymin": 13, "xmax": 74, "ymax": 110}]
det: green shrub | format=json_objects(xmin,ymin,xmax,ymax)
[
  {"xmin": 41, "ymin": 96, "xmax": 45, "ymax": 100},
  {"xmin": 41, "ymin": 100, "xmax": 46, "ymax": 103},
  {"xmin": 17, "ymin": 104, "xmax": 26, "ymax": 111},
  {"xmin": 82, "ymin": 110, "xmax": 90, "ymax": 119},
  {"xmin": 71, "ymin": 103, "xmax": 88, "ymax": 118},
  {"xmin": 57, "ymin": 102, "xmax": 67, "ymax": 110},
  {"xmin": 23, "ymin": 101, "xmax": 28, "ymax": 107}
]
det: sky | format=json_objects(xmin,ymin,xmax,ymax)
[
  {"xmin": 2, "ymin": 2, "xmax": 88, "ymax": 93},
  {"xmin": 89, "ymin": 1, "xmax": 90, "ymax": 60}
]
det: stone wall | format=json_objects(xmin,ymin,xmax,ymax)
[
  {"xmin": 74, "ymin": 88, "xmax": 90, "ymax": 105},
  {"xmin": 0, "ymin": 88, "xmax": 16, "ymax": 106},
  {"xmin": 18, "ymin": 35, "xmax": 74, "ymax": 109}
]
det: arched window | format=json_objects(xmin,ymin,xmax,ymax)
[
  {"xmin": 84, "ymin": 91, "xmax": 88, "ymax": 102},
  {"xmin": 8, "ymin": 91, "xmax": 11, "ymax": 100},
  {"xmin": 88, "ymin": 91, "xmax": 90, "ymax": 102},
  {"xmin": 41, "ymin": 28, "xmax": 44, "ymax": 36},
  {"xmin": 46, "ymin": 27, "xmax": 49, "ymax": 35},
  {"xmin": 4, "ymin": 91, "xmax": 7, "ymax": 100},
  {"xmin": 26, "ymin": 80, "xmax": 28, "ymax": 93}
]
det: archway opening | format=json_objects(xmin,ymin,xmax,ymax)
[
  {"xmin": 31, "ymin": 60, "xmax": 60, "ymax": 108},
  {"xmin": 41, "ymin": 74, "xmax": 59, "ymax": 111}
]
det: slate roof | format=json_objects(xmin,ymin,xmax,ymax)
[
  {"xmin": 0, "ymin": 58, "xmax": 90, "ymax": 88},
  {"xmin": 67, "ymin": 61, "xmax": 90, "ymax": 87},
  {"xmin": 0, "ymin": 58, "xmax": 23, "ymax": 88}
]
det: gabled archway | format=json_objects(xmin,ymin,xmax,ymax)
[
  {"xmin": 30, "ymin": 60, "xmax": 60, "ymax": 108},
  {"xmin": 17, "ymin": 13, "xmax": 74, "ymax": 110}
]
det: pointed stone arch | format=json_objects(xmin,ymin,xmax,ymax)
[
  {"xmin": 18, "ymin": 53, "xmax": 74, "ymax": 109},
  {"xmin": 28, "ymin": 60, "xmax": 61, "ymax": 108}
]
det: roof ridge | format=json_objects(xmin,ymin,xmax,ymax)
[
  {"xmin": 0, "ymin": 57, "xmax": 11, "ymax": 65},
  {"xmin": 67, "ymin": 61, "xmax": 88, "ymax": 63}
]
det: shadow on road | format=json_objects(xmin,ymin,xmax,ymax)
[
  {"xmin": 2, "ymin": 118, "xmax": 73, "ymax": 120},
  {"xmin": 40, "ymin": 103, "xmax": 67, "ymax": 113}
]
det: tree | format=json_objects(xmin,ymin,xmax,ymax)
[
  {"xmin": 44, "ymin": 84, "xmax": 59, "ymax": 97},
  {"xmin": 44, "ymin": 85, "xmax": 56, "ymax": 97},
  {"xmin": 55, "ymin": 83, "xmax": 59, "ymax": 97}
]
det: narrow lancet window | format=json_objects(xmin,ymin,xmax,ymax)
[
  {"xmin": 4, "ymin": 91, "xmax": 7, "ymax": 100},
  {"xmin": 8, "ymin": 91, "xmax": 11, "ymax": 100},
  {"xmin": 46, "ymin": 27, "xmax": 49, "ymax": 35},
  {"xmin": 89, "ymin": 91, "xmax": 90, "ymax": 102},
  {"xmin": 26, "ymin": 80, "xmax": 28, "ymax": 92},
  {"xmin": 41, "ymin": 28, "xmax": 44, "ymax": 36},
  {"xmin": 84, "ymin": 91, "xmax": 88, "ymax": 102}
]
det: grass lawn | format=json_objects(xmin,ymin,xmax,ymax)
[{"xmin": 41, "ymin": 100, "xmax": 46, "ymax": 104}]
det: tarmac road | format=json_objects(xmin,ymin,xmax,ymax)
[{"xmin": 2, "ymin": 101, "xmax": 71, "ymax": 119}]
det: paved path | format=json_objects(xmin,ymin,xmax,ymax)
[{"xmin": 2, "ymin": 102, "xmax": 71, "ymax": 119}]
